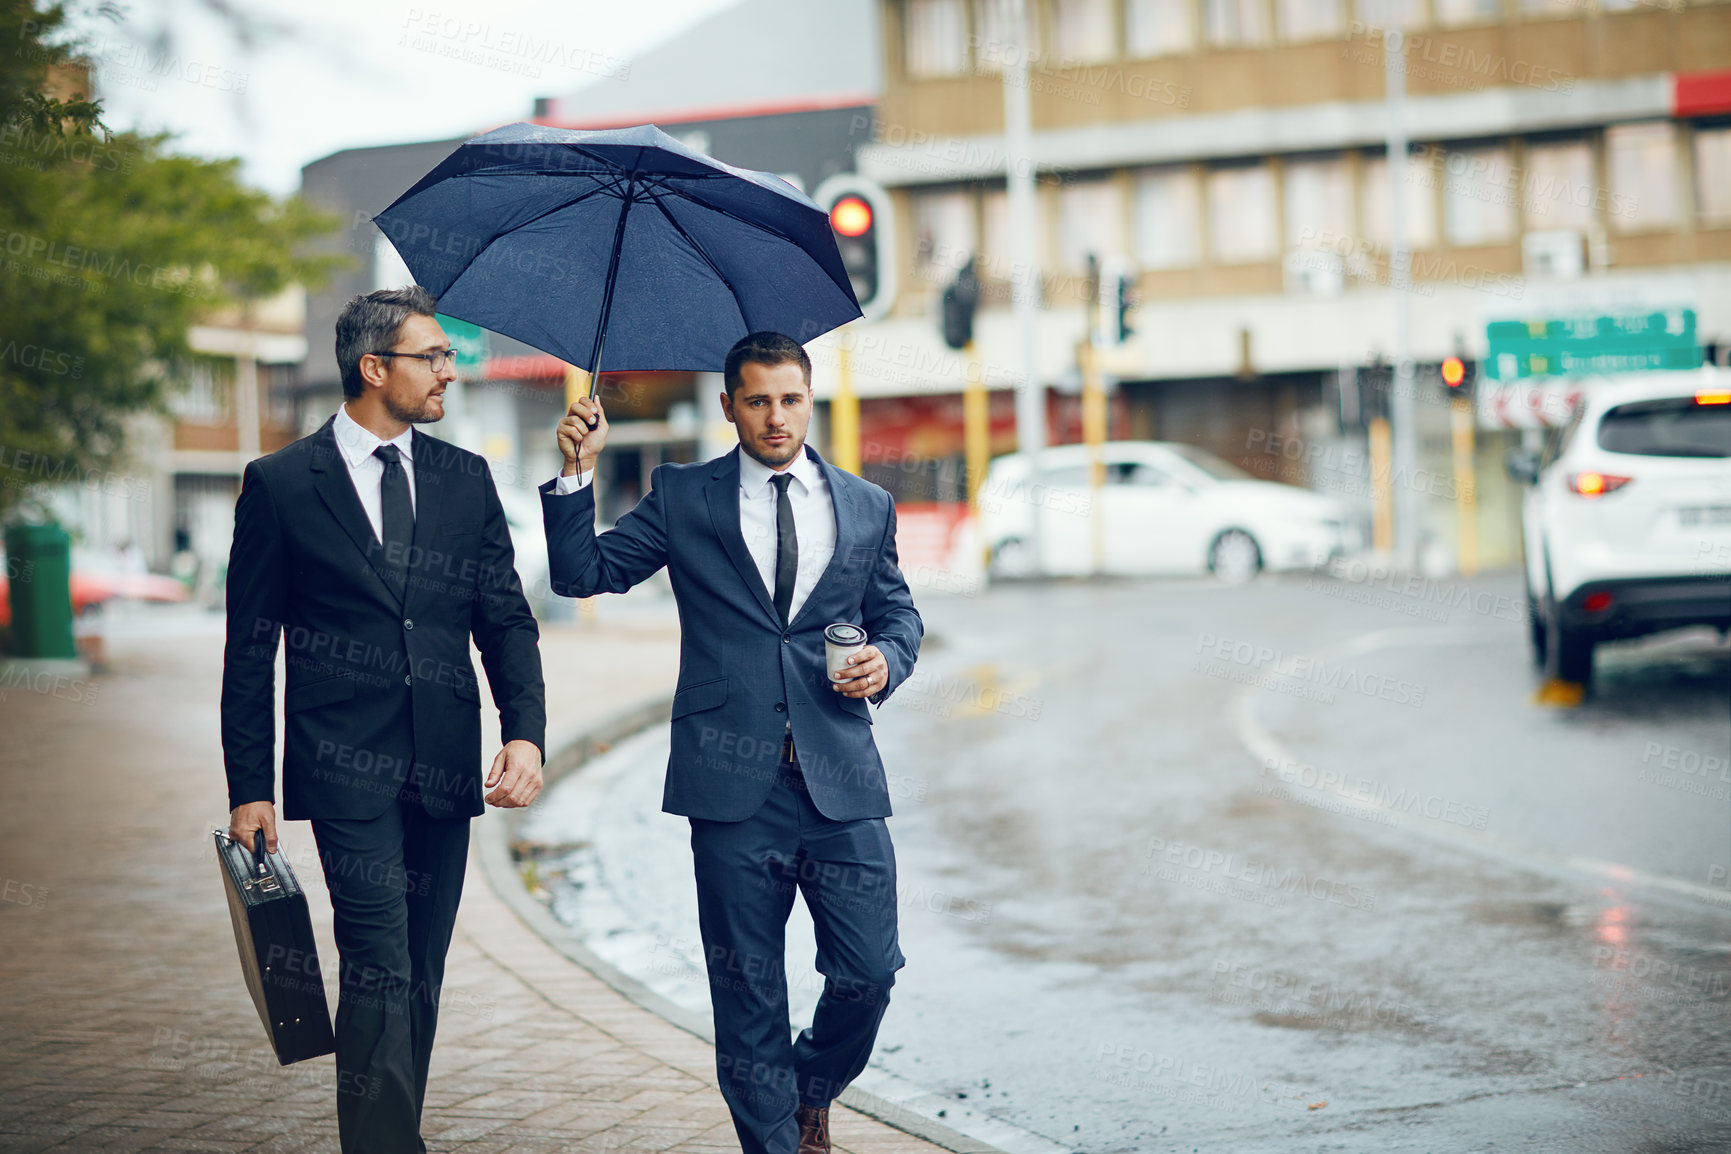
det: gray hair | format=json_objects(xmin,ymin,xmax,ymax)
[{"xmin": 335, "ymin": 285, "xmax": 438, "ymax": 398}]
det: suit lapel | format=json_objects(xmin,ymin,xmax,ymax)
[
  {"xmin": 308, "ymin": 417, "xmax": 405, "ymax": 610},
  {"xmin": 705, "ymin": 450, "xmax": 780, "ymax": 625},
  {"xmin": 789, "ymin": 445, "xmax": 859, "ymax": 629}
]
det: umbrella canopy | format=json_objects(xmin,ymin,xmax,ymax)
[{"xmin": 373, "ymin": 122, "xmax": 863, "ymax": 377}]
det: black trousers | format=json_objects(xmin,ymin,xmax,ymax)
[
  {"xmin": 689, "ymin": 737, "xmax": 905, "ymax": 1154},
  {"xmin": 311, "ymin": 791, "xmax": 469, "ymax": 1154}
]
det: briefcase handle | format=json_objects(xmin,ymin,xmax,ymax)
[{"xmin": 250, "ymin": 830, "xmax": 271, "ymax": 879}]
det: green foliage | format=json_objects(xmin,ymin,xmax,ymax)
[{"xmin": 0, "ymin": 0, "xmax": 344, "ymax": 518}]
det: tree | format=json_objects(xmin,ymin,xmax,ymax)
[{"xmin": 0, "ymin": 0, "xmax": 342, "ymax": 519}]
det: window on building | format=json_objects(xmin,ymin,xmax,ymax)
[
  {"xmin": 1054, "ymin": 0, "xmax": 1117, "ymax": 61},
  {"xmin": 1206, "ymin": 0, "xmax": 1271, "ymax": 47},
  {"xmin": 1284, "ymin": 157, "xmax": 1353, "ymax": 249},
  {"xmin": 1278, "ymin": 0, "xmax": 1344, "ymax": 41},
  {"xmin": 906, "ymin": 0, "xmax": 968, "ymax": 77},
  {"xmin": 971, "ymin": 0, "xmax": 1040, "ymax": 72},
  {"xmin": 912, "ymin": 189, "xmax": 978, "ymax": 283},
  {"xmin": 1354, "ymin": 0, "xmax": 1425, "ymax": 30},
  {"xmin": 1607, "ymin": 121, "xmax": 1679, "ymax": 232},
  {"xmin": 1207, "ymin": 163, "xmax": 1278, "ymax": 263},
  {"xmin": 172, "ymin": 357, "xmax": 234, "ymax": 423},
  {"xmin": 1442, "ymin": 146, "xmax": 1517, "ymax": 245},
  {"xmin": 1695, "ymin": 125, "xmax": 1731, "ymax": 229},
  {"xmin": 1127, "ymin": 0, "xmax": 1196, "ymax": 55},
  {"xmin": 1433, "ymin": 0, "xmax": 1501, "ymax": 24},
  {"xmin": 1135, "ymin": 167, "xmax": 1202, "ymax": 268},
  {"xmin": 1057, "ymin": 178, "xmax": 1126, "ymax": 274},
  {"xmin": 1362, "ymin": 153, "xmax": 1439, "ymax": 250},
  {"xmin": 1521, "ymin": 140, "xmax": 1595, "ymax": 231}
]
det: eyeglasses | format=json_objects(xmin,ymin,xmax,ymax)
[{"xmin": 370, "ymin": 349, "xmax": 456, "ymax": 373}]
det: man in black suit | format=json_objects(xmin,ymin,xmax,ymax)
[{"xmin": 222, "ymin": 285, "xmax": 546, "ymax": 1154}]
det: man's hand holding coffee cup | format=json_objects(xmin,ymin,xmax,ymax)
[
  {"xmin": 830, "ymin": 644, "xmax": 887, "ymax": 699},
  {"xmin": 557, "ymin": 396, "xmax": 609, "ymax": 477}
]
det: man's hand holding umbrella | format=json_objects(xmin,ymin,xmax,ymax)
[{"xmin": 556, "ymin": 396, "xmax": 608, "ymax": 479}]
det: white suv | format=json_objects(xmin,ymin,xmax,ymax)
[{"xmin": 1507, "ymin": 368, "xmax": 1731, "ymax": 686}]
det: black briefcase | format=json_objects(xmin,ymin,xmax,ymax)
[{"xmin": 214, "ymin": 829, "xmax": 336, "ymax": 1065}]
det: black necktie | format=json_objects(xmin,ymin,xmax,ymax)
[
  {"xmin": 374, "ymin": 444, "xmax": 413, "ymax": 602},
  {"xmin": 770, "ymin": 473, "xmax": 798, "ymax": 625}
]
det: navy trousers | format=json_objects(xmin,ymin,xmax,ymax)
[
  {"xmin": 310, "ymin": 792, "xmax": 470, "ymax": 1154},
  {"xmin": 689, "ymin": 738, "xmax": 905, "ymax": 1154}
]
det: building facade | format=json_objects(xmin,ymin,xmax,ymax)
[{"xmin": 838, "ymin": 0, "xmax": 1731, "ymax": 568}]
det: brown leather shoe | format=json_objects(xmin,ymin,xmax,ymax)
[{"xmin": 795, "ymin": 1103, "xmax": 831, "ymax": 1154}]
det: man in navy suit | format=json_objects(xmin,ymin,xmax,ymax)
[{"xmin": 540, "ymin": 332, "xmax": 922, "ymax": 1154}]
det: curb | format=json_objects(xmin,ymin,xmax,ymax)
[{"xmin": 476, "ymin": 694, "xmax": 1061, "ymax": 1154}]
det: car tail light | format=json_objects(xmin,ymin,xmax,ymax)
[
  {"xmin": 1569, "ymin": 472, "xmax": 1632, "ymax": 497},
  {"xmin": 1697, "ymin": 387, "xmax": 1731, "ymax": 406},
  {"xmin": 1582, "ymin": 591, "xmax": 1613, "ymax": 612}
]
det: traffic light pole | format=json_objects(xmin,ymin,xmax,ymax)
[
  {"xmin": 1385, "ymin": 17, "xmax": 1419, "ymax": 571},
  {"xmin": 1002, "ymin": 0, "xmax": 1047, "ymax": 567}
]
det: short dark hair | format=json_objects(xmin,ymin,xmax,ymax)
[
  {"xmin": 335, "ymin": 285, "xmax": 439, "ymax": 399},
  {"xmin": 723, "ymin": 332, "xmax": 811, "ymax": 397}
]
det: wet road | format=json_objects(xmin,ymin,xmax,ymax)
[{"xmin": 522, "ymin": 569, "xmax": 1731, "ymax": 1153}]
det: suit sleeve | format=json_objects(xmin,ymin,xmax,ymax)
[
  {"xmin": 539, "ymin": 465, "xmax": 671, "ymax": 598},
  {"xmin": 220, "ymin": 461, "xmax": 285, "ymax": 810},
  {"xmin": 862, "ymin": 498, "xmax": 923, "ymax": 706},
  {"xmin": 471, "ymin": 463, "xmax": 547, "ymax": 759}
]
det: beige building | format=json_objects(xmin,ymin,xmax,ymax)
[{"xmin": 829, "ymin": 0, "xmax": 1731, "ymax": 567}]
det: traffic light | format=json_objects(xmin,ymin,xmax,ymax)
[
  {"xmin": 1441, "ymin": 354, "xmax": 1476, "ymax": 395},
  {"xmin": 812, "ymin": 175, "xmax": 896, "ymax": 322},
  {"xmin": 941, "ymin": 258, "xmax": 979, "ymax": 350},
  {"xmin": 1113, "ymin": 269, "xmax": 1138, "ymax": 343},
  {"xmin": 1100, "ymin": 258, "xmax": 1138, "ymax": 343}
]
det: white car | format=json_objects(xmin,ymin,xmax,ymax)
[
  {"xmin": 1507, "ymin": 367, "xmax": 1731, "ymax": 685},
  {"xmin": 979, "ymin": 441, "xmax": 1358, "ymax": 581}
]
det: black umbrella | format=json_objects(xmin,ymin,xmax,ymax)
[{"xmin": 374, "ymin": 122, "xmax": 863, "ymax": 390}]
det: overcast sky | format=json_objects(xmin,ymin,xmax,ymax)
[{"xmin": 73, "ymin": 0, "xmax": 739, "ymax": 197}]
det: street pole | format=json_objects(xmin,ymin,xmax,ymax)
[
  {"xmin": 1080, "ymin": 337, "xmax": 1107, "ymax": 575},
  {"xmin": 963, "ymin": 341, "xmax": 990, "ymax": 569},
  {"xmin": 832, "ymin": 338, "xmax": 862, "ymax": 475},
  {"xmin": 1385, "ymin": 17, "xmax": 1418, "ymax": 569},
  {"xmin": 1450, "ymin": 396, "xmax": 1478, "ymax": 575},
  {"xmin": 1003, "ymin": 0, "xmax": 1046, "ymax": 565}
]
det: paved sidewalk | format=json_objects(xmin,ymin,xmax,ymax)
[{"xmin": 0, "ymin": 604, "xmax": 948, "ymax": 1154}]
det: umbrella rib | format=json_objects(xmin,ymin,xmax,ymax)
[
  {"xmin": 641, "ymin": 187, "xmax": 750, "ymax": 337},
  {"xmin": 637, "ymin": 173, "xmax": 810, "ymax": 251},
  {"xmin": 418, "ymin": 179, "xmax": 623, "ymax": 292}
]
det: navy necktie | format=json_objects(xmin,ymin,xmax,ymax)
[
  {"xmin": 770, "ymin": 473, "xmax": 798, "ymax": 625},
  {"xmin": 373, "ymin": 444, "xmax": 413, "ymax": 602}
]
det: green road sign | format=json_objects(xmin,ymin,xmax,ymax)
[
  {"xmin": 1485, "ymin": 309, "xmax": 1701, "ymax": 380},
  {"xmin": 436, "ymin": 314, "xmax": 488, "ymax": 368}
]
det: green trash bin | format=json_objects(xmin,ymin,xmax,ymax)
[{"xmin": 4, "ymin": 523, "xmax": 77, "ymax": 659}]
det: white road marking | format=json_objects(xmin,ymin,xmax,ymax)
[{"xmin": 1232, "ymin": 626, "xmax": 1731, "ymax": 911}]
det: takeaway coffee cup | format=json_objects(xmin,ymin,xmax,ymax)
[{"xmin": 824, "ymin": 623, "xmax": 868, "ymax": 682}]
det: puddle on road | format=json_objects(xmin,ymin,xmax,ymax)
[{"xmin": 1466, "ymin": 901, "xmax": 1596, "ymax": 930}]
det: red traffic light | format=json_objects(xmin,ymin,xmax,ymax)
[
  {"xmin": 830, "ymin": 196, "xmax": 873, "ymax": 238},
  {"xmin": 1441, "ymin": 356, "xmax": 1467, "ymax": 387}
]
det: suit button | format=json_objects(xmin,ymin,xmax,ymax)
[
  {"xmin": 774, "ymin": 702, "xmax": 785, "ymax": 713},
  {"xmin": 782, "ymin": 635, "xmax": 790, "ymax": 644},
  {"xmin": 404, "ymin": 618, "xmax": 414, "ymax": 630},
  {"xmin": 404, "ymin": 675, "xmax": 412, "ymax": 687}
]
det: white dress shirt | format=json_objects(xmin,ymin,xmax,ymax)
[
  {"xmin": 553, "ymin": 445, "xmax": 837, "ymax": 618},
  {"xmin": 333, "ymin": 403, "xmax": 416, "ymax": 541}
]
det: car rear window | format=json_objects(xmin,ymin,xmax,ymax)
[{"xmin": 1597, "ymin": 397, "xmax": 1731, "ymax": 458}]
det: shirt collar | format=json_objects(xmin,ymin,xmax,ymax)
[
  {"xmin": 334, "ymin": 403, "xmax": 415, "ymax": 470},
  {"xmin": 737, "ymin": 444, "xmax": 818, "ymax": 499}
]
